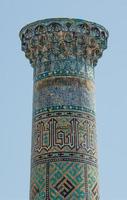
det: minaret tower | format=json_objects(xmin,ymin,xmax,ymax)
[{"xmin": 19, "ymin": 18, "xmax": 108, "ymax": 200}]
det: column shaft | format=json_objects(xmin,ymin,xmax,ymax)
[{"xmin": 19, "ymin": 18, "xmax": 108, "ymax": 200}]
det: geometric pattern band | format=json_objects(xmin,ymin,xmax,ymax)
[
  {"xmin": 30, "ymin": 110, "xmax": 99, "ymax": 199},
  {"xmin": 19, "ymin": 18, "xmax": 108, "ymax": 200},
  {"xmin": 30, "ymin": 162, "xmax": 99, "ymax": 200}
]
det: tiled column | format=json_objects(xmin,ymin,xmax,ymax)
[{"xmin": 19, "ymin": 18, "xmax": 108, "ymax": 200}]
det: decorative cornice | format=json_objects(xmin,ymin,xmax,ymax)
[{"xmin": 19, "ymin": 18, "xmax": 108, "ymax": 68}]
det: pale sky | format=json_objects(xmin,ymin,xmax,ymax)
[{"xmin": 0, "ymin": 0, "xmax": 127, "ymax": 199}]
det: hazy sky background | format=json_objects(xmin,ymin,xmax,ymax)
[{"xmin": 0, "ymin": 0, "xmax": 127, "ymax": 199}]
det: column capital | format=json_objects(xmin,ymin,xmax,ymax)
[{"xmin": 19, "ymin": 18, "xmax": 108, "ymax": 67}]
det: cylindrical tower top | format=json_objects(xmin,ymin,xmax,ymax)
[
  {"xmin": 19, "ymin": 18, "xmax": 108, "ymax": 68},
  {"xmin": 19, "ymin": 18, "xmax": 109, "ymax": 200}
]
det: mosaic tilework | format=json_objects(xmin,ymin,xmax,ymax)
[
  {"xmin": 33, "ymin": 58, "xmax": 95, "ymax": 81},
  {"xmin": 87, "ymin": 165, "xmax": 99, "ymax": 200},
  {"xmin": 19, "ymin": 18, "xmax": 108, "ymax": 200},
  {"xmin": 33, "ymin": 77, "xmax": 95, "ymax": 113},
  {"xmin": 30, "ymin": 164, "xmax": 46, "ymax": 200},
  {"xmin": 30, "ymin": 162, "xmax": 99, "ymax": 199},
  {"xmin": 49, "ymin": 161, "xmax": 85, "ymax": 200},
  {"xmin": 32, "ymin": 111, "xmax": 97, "ymax": 157},
  {"xmin": 19, "ymin": 18, "xmax": 108, "ymax": 70}
]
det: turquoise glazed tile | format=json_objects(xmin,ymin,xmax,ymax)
[{"xmin": 19, "ymin": 18, "xmax": 108, "ymax": 200}]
